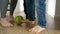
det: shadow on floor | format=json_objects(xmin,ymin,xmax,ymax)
[{"xmin": 46, "ymin": 14, "xmax": 60, "ymax": 30}]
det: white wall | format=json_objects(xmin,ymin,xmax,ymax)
[
  {"xmin": 19, "ymin": 0, "xmax": 24, "ymax": 11},
  {"xmin": 47, "ymin": 0, "xmax": 56, "ymax": 17},
  {"xmin": 14, "ymin": 0, "xmax": 56, "ymax": 18},
  {"xmin": 13, "ymin": 0, "xmax": 26, "ymax": 19}
]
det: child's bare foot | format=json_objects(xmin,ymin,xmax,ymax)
[
  {"xmin": 28, "ymin": 26, "xmax": 45, "ymax": 34},
  {"xmin": 1, "ymin": 18, "xmax": 13, "ymax": 28}
]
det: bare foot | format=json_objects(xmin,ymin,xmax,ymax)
[
  {"xmin": 28, "ymin": 26, "xmax": 45, "ymax": 34},
  {"xmin": 7, "ymin": 15, "xmax": 14, "ymax": 24},
  {"xmin": 31, "ymin": 21, "xmax": 36, "ymax": 24},
  {"xmin": 8, "ymin": 15, "xmax": 14, "ymax": 22},
  {"xmin": 21, "ymin": 19, "xmax": 30, "ymax": 23},
  {"xmin": 1, "ymin": 18, "xmax": 13, "ymax": 28},
  {"xmin": 21, "ymin": 19, "xmax": 36, "ymax": 24}
]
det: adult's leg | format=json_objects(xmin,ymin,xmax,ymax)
[
  {"xmin": 0, "ymin": 0, "xmax": 13, "ymax": 27},
  {"xmin": 0, "ymin": 0, "xmax": 9, "ymax": 18},
  {"xmin": 10, "ymin": 0, "xmax": 18, "ymax": 16},
  {"xmin": 24, "ymin": 0, "xmax": 35, "ymax": 21},
  {"xmin": 28, "ymin": 0, "xmax": 46, "ymax": 34},
  {"xmin": 8, "ymin": 0, "xmax": 18, "ymax": 21},
  {"xmin": 37, "ymin": 0, "xmax": 46, "ymax": 28}
]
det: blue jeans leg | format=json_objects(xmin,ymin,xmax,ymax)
[
  {"xmin": 37, "ymin": 0, "xmax": 46, "ymax": 28},
  {"xmin": 24, "ymin": 0, "xmax": 35, "ymax": 21},
  {"xmin": 0, "ymin": 0, "xmax": 9, "ymax": 18}
]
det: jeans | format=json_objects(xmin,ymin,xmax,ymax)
[
  {"xmin": 36, "ymin": 0, "xmax": 46, "ymax": 28},
  {"xmin": 10, "ymin": 0, "xmax": 18, "ymax": 16},
  {"xmin": 0, "ymin": 0, "xmax": 9, "ymax": 18},
  {"xmin": 24, "ymin": 0, "xmax": 35, "ymax": 21},
  {"xmin": 24, "ymin": 0, "xmax": 46, "ymax": 28}
]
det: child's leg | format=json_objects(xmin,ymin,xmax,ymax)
[{"xmin": 0, "ymin": 0, "xmax": 13, "ymax": 27}]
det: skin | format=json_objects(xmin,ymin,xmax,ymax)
[{"xmin": 28, "ymin": 26, "xmax": 45, "ymax": 34}]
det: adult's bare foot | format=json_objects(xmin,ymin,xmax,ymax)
[
  {"xmin": 1, "ymin": 18, "xmax": 13, "ymax": 28},
  {"xmin": 21, "ymin": 19, "xmax": 36, "ymax": 24},
  {"xmin": 21, "ymin": 19, "xmax": 30, "ymax": 23},
  {"xmin": 28, "ymin": 26, "xmax": 45, "ymax": 34},
  {"xmin": 8, "ymin": 15, "xmax": 14, "ymax": 21}
]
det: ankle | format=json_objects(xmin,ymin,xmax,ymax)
[
  {"xmin": 31, "ymin": 21, "xmax": 36, "ymax": 24},
  {"xmin": 9, "ymin": 15, "xmax": 13, "ymax": 18}
]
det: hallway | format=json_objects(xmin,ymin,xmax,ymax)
[{"xmin": 0, "ymin": 0, "xmax": 60, "ymax": 34}]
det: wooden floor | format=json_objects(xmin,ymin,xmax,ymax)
[
  {"xmin": 46, "ymin": 14, "xmax": 60, "ymax": 34},
  {"xmin": 0, "ymin": 12, "xmax": 60, "ymax": 34}
]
